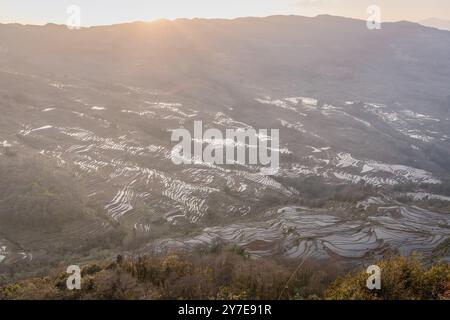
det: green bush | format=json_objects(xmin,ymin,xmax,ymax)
[{"xmin": 326, "ymin": 256, "xmax": 450, "ymax": 300}]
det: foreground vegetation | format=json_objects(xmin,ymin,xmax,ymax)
[
  {"xmin": 1, "ymin": 250, "xmax": 448, "ymax": 300},
  {"xmin": 326, "ymin": 256, "xmax": 450, "ymax": 300}
]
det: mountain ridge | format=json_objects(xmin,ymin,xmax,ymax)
[
  {"xmin": 420, "ymin": 17, "xmax": 450, "ymax": 31},
  {"xmin": 0, "ymin": 14, "xmax": 437, "ymax": 30}
]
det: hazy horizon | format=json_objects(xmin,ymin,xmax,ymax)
[
  {"xmin": 1, "ymin": 0, "xmax": 450, "ymax": 27},
  {"xmin": 0, "ymin": 14, "xmax": 433, "ymax": 28}
]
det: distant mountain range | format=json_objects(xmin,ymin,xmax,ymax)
[{"xmin": 420, "ymin": 18, "xmax": 450, "ymax": 31}]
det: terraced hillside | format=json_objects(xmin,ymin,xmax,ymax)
[{"xmin": 0, "ymin": 15, "xmax": 450, "ymax": 277}]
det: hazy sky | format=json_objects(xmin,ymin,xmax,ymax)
[{"xmin": 1, "ymin": 0, "xmax": 450, "ymax": 26}]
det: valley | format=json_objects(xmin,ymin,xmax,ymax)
[{"xmin": 0, "ymin": 15, "xmax": 449, "ymax": 282}]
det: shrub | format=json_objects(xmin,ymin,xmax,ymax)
[{"xmin": 325, "ymin": 256, "xmax": 450, "ymax": 300}]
